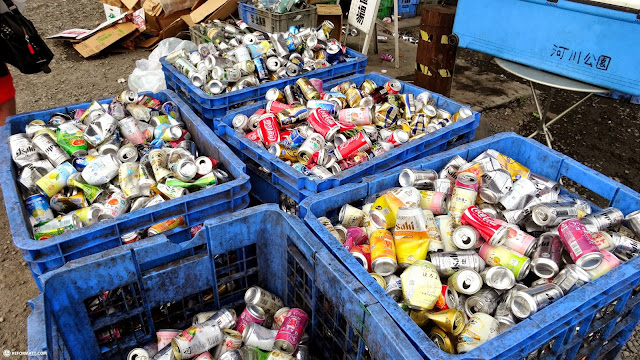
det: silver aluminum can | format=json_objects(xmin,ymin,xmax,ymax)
[
  {"xmin": 9, "ymin": 134, "xmax": 40, "ymax": 168},
  {"xmin": 581, "ymin": 207, "xmax": 624, "ymax": 231},
  {"xmin": 384, "ymin": 274, "xmax": 403, "ymax": 301},
  {"xmin": 430, "ymin": 251, "xmax": 485, "ymax": 277},
  {"xmin": 452, "ymin": 225, "xmax": 480, "ymax": 250},
  {"xmin": 624, "ymin": 210, "xmax": 640, "ymax": 238},
  {"xmin": 531, "ymin": 202, "xmax": 579, "ymax": 227},
  {"xmin": 464, "ymin": 288, "xmax": 500, "ymax": 317},
  {"xmin": 208, "ymin": 308, "xmax": 237, "ymax": 330},
  {"xmin": 244, "ymin": 286, "xmax": 285, "ymax": 316},
  {"xmin": 398, "ymin": 168, "xmax": 437, "ymax": 189},
  {"xmin": 433, "ymin": 178, "xmax": 452, "ymax": 195},
  {"xmin": 499, "ymin": 177, "xmax": 538, "ymax": 211},
  {"xmin": 297, "ymin": 133, "xmax": 325, "ymax": 164},
  {"xmin": 478, "ymin": 203, "xmax": 498, "ymax": 219},
  {"xmin": 480, "ymin": 266, "xmax": 516, "ymax": 290},
  {"xmin": 531, "ymin": 232, "xmax": 563, "ymax": 278},
  {"xmin": 233, "ymin": 114, "xmax": 250, "ymax": 132},
  {"xmin": 479, "ymin": 169, "xmax": 513, "ymax": 204},
  {"xmin": 293, "ymin": 344, "xmax": 309, "ymax": 360},
  {"xmin": 438, "ymin": 155, "xmax": 467, "ymax": 181},
  {"xmin": 610, "ymin": 232, "xmax": 640, "ymax": 261},
  {"xmin": 117, "ymin": 144, "xmax": 138, "ymax": 163},
  {"xmin": 19, "ymin": 160, "xmax": 53, "ymax": 193},
  {"xmin": 32, "ymin": 132, "xmax": 71, "ymax": 167},
  {"xmin": 219, "ymin": 349, "xmax": 243, "ymax": 360},
  {"xmin": 510, "ymin": 283, "xmax": 564, "ymax": 319},
  {"xmin": 529, "ymin": 173, "xmax": 560, "ymax": 199},
  {"xmin": 494, "ymin": 284, "xmax": 527, "ymax": 331},
  {"xmin": 552, "ymin": 264, "xmax": 591, "ymax": 295},
  {"xmin": 242, "ymin": 323, "xmax": 278, "ymax": 351}
]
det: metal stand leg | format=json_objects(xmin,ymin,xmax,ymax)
[{"xmin": 374, "ymin": 23, "xmax": 379, "ymax": 54}]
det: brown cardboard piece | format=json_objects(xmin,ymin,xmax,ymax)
[
  {"xmin": 73, "ymin": 22, "xmax": 139, "ymax": 57},
  {"xmin": 122, "ymin": 0, "xmax": 140, "ymax": 9},
  {"xmin": 143, "ymin": 0, "xmax": 164, "ymax": 16},
  {"xmin": 145, "ymin": 8, "xmax": 191, "ymax": 33},
  {"xmin": 190, "ymin": 0, "xmax": 239, "ymax": 23}
]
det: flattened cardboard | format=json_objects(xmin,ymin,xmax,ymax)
[
  {"xmin": 73, "ymin": 22, "xmax": 138, "ymax": 57},
  {"xmin": 190, "ymin": 0, "xmax": 238, "ymax": 23},
  {"xmin": 122, "ymin": 0, "xmax": 140, "ymax": 9},
  {"xmin": 181, "ymin": 14, "xmax": 197, "ymax": 27},
  {"xmin": 145, "ymin": 8, "xmax": 190, "ymax": 34}
]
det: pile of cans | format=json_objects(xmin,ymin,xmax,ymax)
[
  {"xmin": 249, "ymin": 0, "xmax": 311, "ymax": 14},
  {"xmin": 168, "ymin": 19, "xmax": 348, "ymax": 95},
  {"xmin": 9, "ymin": 91, "xmax": 228, "ymax": 241},
  {"xmin": 318, "ymin": 150, "xmax": 640, "ymax": 354},
  {"xmin": 119, "ymin": 286, "xmax": 309, "ymax": 360},
  {"xmin": 231, "ymin": 77, "xmax": 473, "ymax": 179}
]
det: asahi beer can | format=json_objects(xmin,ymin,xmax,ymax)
[
  {"xmin": 449, "ymin": 187, "xmax": 478, "ymax": 225},
  {"xmin": 558, "ymin": 219, "xmax": 603, "ymax": 270},
  {"xmin": 581, "ymin": 207, "xmax": 624, "ymax": 231},
  {"xmin": 10, "ymin": 133, "xmax": 40, "ymax": 168},
  {"xmin": 510, "ymin": 283, "xmax": 564, "ymax": 319},
  {"xmin": 479, "ymin": 169, "xmax": 513, "ymax": 204},
  {"xmin": 448, "ymin": 269, "xmax": 483, "ymax": 295},
  {"xmin": 32, "ymin": 132, "xmax": 71, "ymax": 167},
  {"xmin": 553, "ymin": 264, "xmax": 591, "ymax": 294},
  {"xmin": 478, "ymin": 243, "xmax": 531, "ymax": 280},
  {"xmin": 171, "ymin": 321, "xmax": 224, "ymax": 360},
  {"xmin": 452, "ymin": 225, "xmax": 480, "ymax": 250},
  {"xmin": 244, "ymin": 286, "xmax": 284, "ymax": 316},
  {"xmin": 236, "ymin": 305, "xmax": 266, "ymax": 334},
  {"xmin": 531, "ymin": 232, "xmax": 563, "ymax": 278},
  {"xmin": 274, "ymin": 308, "xmax": 308, "ymax": 354},
  {"xmin": 480, "ymin": 266, "xmax": 516, "ymax": 290},
  {"xmin": 242, "ymin": 323, "xmax": 278, "ymax": 351},
  {"xmin": 430, "ymin": 251, "xmax": 485, "ymax": 277},
  {"xmin": 464, "ymin": 288, "xmax": 500, "ymax": 316},
  {"xmin": 457, "ymin": 313, "xmax": 499, "ymax": 354},
  {"xmin": 624, "ymin": 210, "xmax": 640, "ymax": 238},
  {"xmin": 531, "ymin": 202, "xmax": 579, "ymax": 227}
]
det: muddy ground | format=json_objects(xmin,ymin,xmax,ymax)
[{"xmin": 1, "ymin": 1, "xmax": 639, "ymax": 358}]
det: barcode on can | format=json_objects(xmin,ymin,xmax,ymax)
[{"xmin": 570, "ymin": 241, "xmax": 583, "ymax": 256}]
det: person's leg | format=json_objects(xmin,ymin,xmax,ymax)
[{"xmin": 0, "ymin": 64, "xmax": 16, "ymax": 126}]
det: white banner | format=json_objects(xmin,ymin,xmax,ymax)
[{"xmin": 348, "ymin": 0, "xmax": 379, "ymax": 33}]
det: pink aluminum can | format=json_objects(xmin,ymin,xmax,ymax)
[
  {"xmin": 258, "ymin": 114, "xmax": 281, "ymax": 146},
  {"xmin": 334, "ymin": 131, "xmax": 372, "ymax": 160},
  {"xmin": 558, "ymin": 219, "xmax": 603, "ymax": 270},
  {"xmin": 343, "ymin": 226, "xmax": 367, "ymax": 251},
  {"xmin": 309, "ymin": 78, "xmax": 323, "ymax": 92},
  {"xmin": 502, "ymin": 226, "xmax": 537, "ymax": 257},
  {"xmin": 338, "ymin": 107, "xmax": 372, "ymax": 125},
  {"xmin": 156, "ymin": 329, "xmax": 180, "ymax": 349},
  {"xmin": 307, "ymin": 108, "xmax": 340, "ymax": 141},
  {"xmin": 455, "ymin": 172, "xmax": 480, "ymax": 192},
  {"xmin": 266, "ymin": 100, "xmax": 294, "ymax": 114},
  {"xmin": 274, "ymin": 308, "xmax": 308, "ymax": 354},
  {"xmin": 235, "ymin": 305, "xmax": 266, "ymax": 334},
  {"xmin": 586, "ymin": 250, "xmax": 621, "ymax": 280}
]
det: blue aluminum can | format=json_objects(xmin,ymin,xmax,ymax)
[
  {"xmin": 281, "ymin": 129, "xmax": 306, "ymax": 149},
  {"xmin": 25, "ymin": 194, "xmax": 55, "ymax": 227},
  {"xmin": 253, "ymin": 57, "xmax": 269, "ymax": 80}
]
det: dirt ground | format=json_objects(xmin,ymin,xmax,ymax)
[{"xmin": 2, "ymin": 1, "xmax": 640, "ymax": 358}]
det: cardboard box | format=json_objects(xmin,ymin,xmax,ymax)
[
  {"xmin": 316, "ymin": 4, "xmax": 342, "ymax": 42},
  {"xmin": 190, "ymin": 0, "xmax": 239, "ymax": 23},
  {"xmin": 145, "ymin": 8, "xmax": 191, "ymax": 34},
  {"xmin": 73, "ymin": 22, "xmax": 139, "ymax": 57},
  {"xmin": 103, "ymin": 4, "xmax": 127, "ymax": 20}
]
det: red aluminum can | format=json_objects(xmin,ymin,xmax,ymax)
[
  {"xmin": 258, "ymin": 114, "xmax": 281, "ymax": 146},
  {"xmin": 455, "ymin": 173, "xmax": 480, "ymax": 192},
  {"xmin": 274, "ymin": 308, "xmax": 309, "ymax": 354},
  {"xmin": 306, "ymin": 108, "xmax": 340, "ymax": 141},
  {"xmin": 266, "ymin": 100, "xmax": 294, "ymax": 114},
  {"xmin": 252, "ymin": 108, "xmax": 267, "ymax": 117},
  {"xmin": 558, "ymin": 219, "xmax": 604, "ymax": 270},
  {"xmin": 246, "ymin": 128, "xmax": 261, "ymax": 142},
  {"xmin": 384, "ymin": 79, "xmax": 402, "ymax": 95},
  {"xmin": 334, "ymin": 131, "xmax": 372, "ymax": 160},
  {"xmin": 235, "ymin": 305, "xmax": 266, "ymax": 334},
  {"xmin": 351, "ymin": 244, "xmax": 372, "ymax": 272},
  {"xmin": 461, "ymin": 206, "xmax": 509, "ymax": 247}
]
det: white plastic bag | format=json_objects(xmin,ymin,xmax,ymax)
[{"xmin": 128, "ymin": 38, "xmax": 197, "ymax": 93}]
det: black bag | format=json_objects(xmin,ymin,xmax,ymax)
[{"xmin": 0, "ymin": 0, "xmax": 53, "ymax": 74}]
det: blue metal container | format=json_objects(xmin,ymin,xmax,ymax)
[
  {"xmin": 218, "ymin": 72, "xmax": 481, "ymax": 205},
  {"xmin": 0, "ymin": 91, "xmax": 251, "ymax": 289},
  {"xmin": 301, "ymin": 133, "xmax": 640, "ymax": 359},
  {"xmin": 453, "ymin": 0, "xmax": 640, "ymax": 95},
  {"xmin": 27, "ymin": 205, "xmax": 421, "ymax": 360}
]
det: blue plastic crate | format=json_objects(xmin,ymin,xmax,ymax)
[
  {"xmin": 27, "ymin": 205, "xmax": 422, "ymax": 360},
  {"xmin": 161, "ymin": 48, "xmax": 367, "ymax": 130},
  {"xmin": 0, "ymin": 90, "xmax": 251, "ymax": 289},
  {"xmin": 398, "ymin": 4, "xmax": 418, "ymax": 17},
  {"xmin": 217, "ymin": 72, "xmax": 481, "ymax": 205},
  {"xmin": 301, "ymin": 133, "xmax": 640, "ymax": 359},
  {"xmin": 238, "ymin": 1, "xmax": 317, "ymax": 33},
  {"xmin": 399, "ymin": 0, "xmax": 419, "ymax": 5},
  {"xmin": 453, "ymin": 0, "xmax": 640, "ymax": 95}
]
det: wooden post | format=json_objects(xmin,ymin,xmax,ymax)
[{"xmin": 414, "ymin": 5, "xmax": 457, "ymax": 97}]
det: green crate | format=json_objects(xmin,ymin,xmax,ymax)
[{"xmin": 377, "ymin": 5, "xmax": 392, "ymax": 19}]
